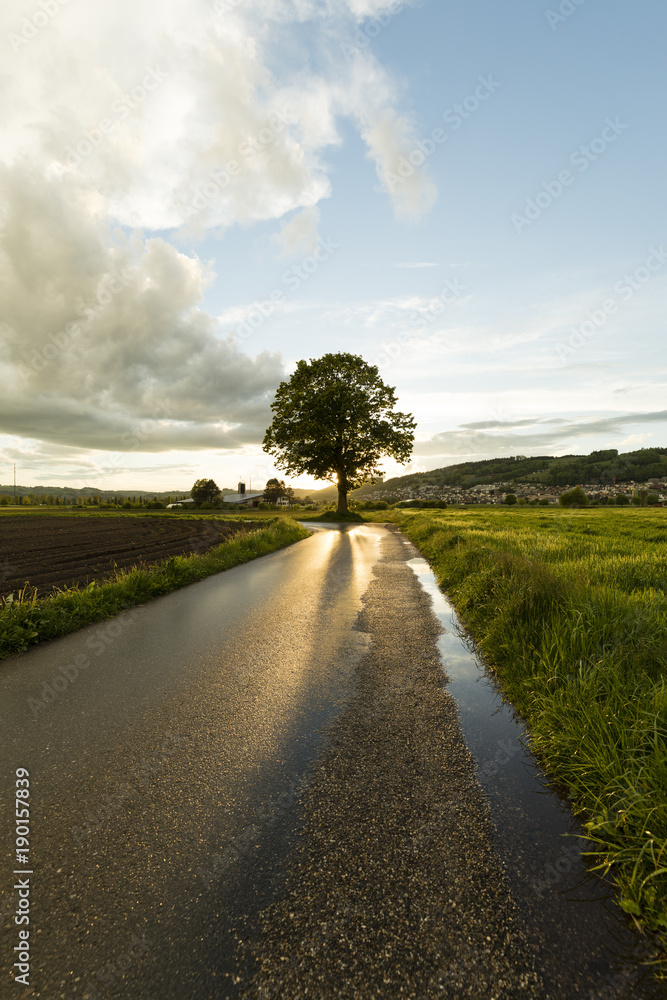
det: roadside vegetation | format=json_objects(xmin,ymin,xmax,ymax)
[
  {"xmin": 0, "ymin": 518, "xmax": 309, "ymax": 661},
  {"xmin": 299, "ymin": 509, "xmax": 366, "ymax": 523},
  {"xmin": 386, "ymin": 506, "xmax": 667, "ymax": 959}
]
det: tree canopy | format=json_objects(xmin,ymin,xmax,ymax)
[
  {"xmin": 263, "ymin": 478, "xmax": 286, "ymax": 504},
  {"xmin": 558, "ymin": 486, "xmax": 588, "ymax": 508},
  {"xmin": 190, "ymin": 478, "xmax": 221, "ymax": 506},
  {"xmin": 262, "ymin": 353, "xmax": 415, "ymax": 513}
]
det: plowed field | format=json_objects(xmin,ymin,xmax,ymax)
[{"xmin": 0, "ymin": 516, "xmax": 253, "ymax": 597}]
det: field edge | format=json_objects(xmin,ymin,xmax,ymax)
[{"xmin": 0, "ymin": 518, "xmax": 310, "ymax": 662}]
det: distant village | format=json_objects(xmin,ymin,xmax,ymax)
[{"xmin": 370, "ymin": 477, "xmax": 667, "ymax": 506}]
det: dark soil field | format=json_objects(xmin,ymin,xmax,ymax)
[{"xmin": 0, "ymin": 516, "xmax": 253, "ymax": 597}]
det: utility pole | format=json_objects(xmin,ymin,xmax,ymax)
[{"xmin": 13, "ymin": 464, "xmax": 16, "ymax": 502}]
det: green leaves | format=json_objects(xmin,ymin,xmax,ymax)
[
  {"xmin": 263, "ymin": 353, "xmax": 415, "ymax": 511},
  {"xmin": 190, "ymin": 479, "xmax": 222, "ymax": 506}
]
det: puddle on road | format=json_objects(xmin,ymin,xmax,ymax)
[{"xmin": 406, "ymin": 554, "xmax": 662, "ymax": 1000}]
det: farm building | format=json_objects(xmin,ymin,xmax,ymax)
[{"xmin": 223, "ymin": 482, "xmax": 266, "ymax": 508}]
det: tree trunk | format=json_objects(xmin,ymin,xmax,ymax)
[{"xmin": 336, "ymin": 470, "xmax": 348, "ymax": 514}]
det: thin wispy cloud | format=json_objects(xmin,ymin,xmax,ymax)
[
  {"xmin": 393, "ymin": 262, "xmax": 438, "ymax": 268},
  {"xmin": 416, "ymin": 410, "xmax": 667, "ymax": 461}
]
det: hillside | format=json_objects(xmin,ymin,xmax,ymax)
[{"xmin": 348, "ymin": 447, "xmax": 667, "ymax": 498}]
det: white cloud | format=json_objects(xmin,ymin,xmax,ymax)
[
  {"xmin": 360, "ymin": 108, "xmax": 438, "ymax": 221},
  {"xmin": 616, "ymin": 433, "xmax": 651, "ymax": 449},
  {"xmin": 274, "ymin": 206, "xmax": 322, "ymax": 257},
  {"xmin": 0, "ymin": 166, "xmax": 283, "ymax": 451},
  {"xmin": 0, "ymin": 0, "xmax": 433, "ymax": 460},
  {"xmin": 1, "ymin": 0, "xmax": 430, "ymax": 231}
]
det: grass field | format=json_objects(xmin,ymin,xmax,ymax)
[
  {"xmin": 0, "ymin": 516, "xmax": 310, "ymax": 661},
  {"xmin": 385, "ymin": 505, "xmax": 667, "ymax": 954}
]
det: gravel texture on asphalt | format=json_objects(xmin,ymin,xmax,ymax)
[{"xmin": 241, "ymin": 529, "xmax": 545, "ymax": 999}]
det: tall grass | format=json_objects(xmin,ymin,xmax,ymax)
[
  {"xmin": 392, "ymin": 507, "xmax": 667, "ymax": 948},
  {"xmin": 0, "ymin": 518, "xmax": 310, "ymax": 661}
]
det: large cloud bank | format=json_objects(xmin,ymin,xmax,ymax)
[{"xmin": 0, "ymin": 0, "xmax": 429, "ymax": 454}]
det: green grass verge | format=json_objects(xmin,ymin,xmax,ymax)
[
  {"xmin": 298, "ymin": 510, "xmax": 367, "ymax": 523},
  {"xmin": 0, "ymin": 518, "xmax": 310, "ymax": 661},
  {"xmin": 388, "ymin": 507, "xmax": 667, "ymax": 950}
]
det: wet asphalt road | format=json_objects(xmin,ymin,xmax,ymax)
[{"xmin": 0, "ymin": 524, "xmax": 382, "ymax": 998}]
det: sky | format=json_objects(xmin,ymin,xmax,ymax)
[{"xmin": 1, "ymin": 0, "xmax": 666, "ymax": 492}]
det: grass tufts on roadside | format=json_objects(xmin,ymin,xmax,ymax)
[{"xmin": 0, "ymin": 518, "xmax": 310, "ymax": 661}]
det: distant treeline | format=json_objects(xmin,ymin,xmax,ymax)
[
  {"xmin": 0, "ymin": 494, "xmax": 186, "ymax": 508},
  {"xmin": 0, "ymin": 485, "xmax": 192, "ymax": 501}
]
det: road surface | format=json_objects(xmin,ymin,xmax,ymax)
[{"xmin": 1, "ymin": 523, "xmax": 543, "ymax": 999}]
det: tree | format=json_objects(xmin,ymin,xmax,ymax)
[
  {"xmin": 503, "ymin": 493, "xmax": 517, "ymax": 505},
  {"xmin": 190, "ymin": 478, "xmax": 221, "ymax": 506},
  {"xmin": 263, "ymin": 478, "xmax": 286, "ymax": 504},
  {"xmin": 262, "ymin": 353, "xmax": 415, "ymax": 514},
  {"xmin": 632, "ymin": 489, "xmax": 658, "ymax": 507},
  {"xmin": 559, "ymin": 486, "xmax": 588, "ymax": 508}
]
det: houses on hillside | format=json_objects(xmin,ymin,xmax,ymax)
[{"xmin": 367, "ymin": 479, "xmax": 666, "ymax": 506}]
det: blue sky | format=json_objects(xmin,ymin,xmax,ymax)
[{"xmin": 1, "ymin": 0, "xmax": 665, "ymax": 490}]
